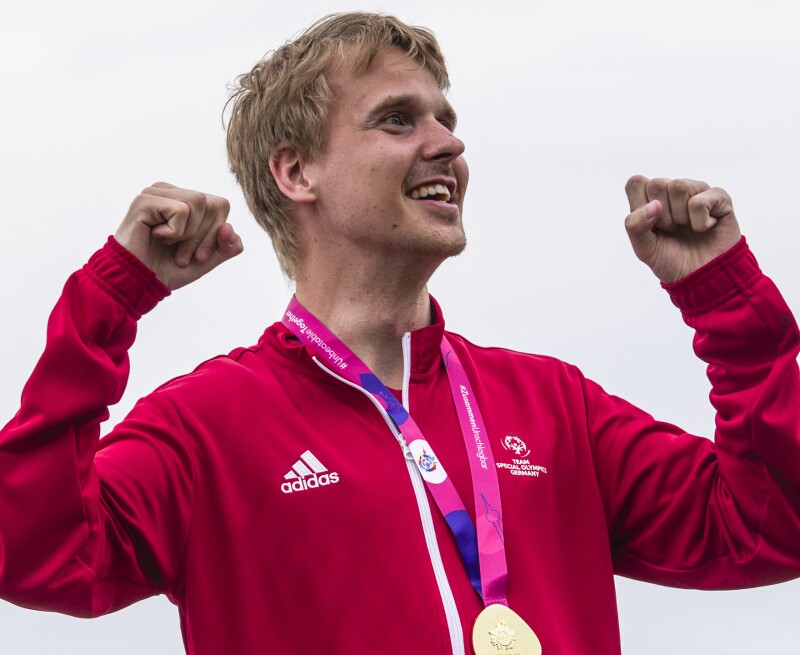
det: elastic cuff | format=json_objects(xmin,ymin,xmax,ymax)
[
  {"xmin": 82, "ymin": 237, "xmax": 171, "ymax": 319},
  {"xmin": 663, "ymin": 237, "xmax": 761, "ymax": 317}
]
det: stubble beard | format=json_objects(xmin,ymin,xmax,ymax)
[{"xmin": 388, "ymin": 222, "xmax": 467, "ymax": 261}]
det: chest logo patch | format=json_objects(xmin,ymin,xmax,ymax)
[
  {"xmin": 502, "ymin": 434, "xmax": 530, "ymax": 457},
  {"xmin": 281, "ymin": 450, "xmax": 340, "ymax": 494},
  {"xmin": 496, "ymin": 433, "xmax": 549, "ymax": 478}
]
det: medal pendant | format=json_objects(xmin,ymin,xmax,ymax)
[{"xmin": 472, "ymin": 604, "xmax": 542, "ymax": 655}]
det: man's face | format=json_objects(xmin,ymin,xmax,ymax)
[{"xmin": 304, "ymin": 48, "xmax": 469, "ymax": 264}]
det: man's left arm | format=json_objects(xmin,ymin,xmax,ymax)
[{"xmin": 592, "ymin": 176, "xmax": 800, "ymax": 587}]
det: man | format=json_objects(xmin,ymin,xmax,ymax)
[{"xmin": 0, "ymin": 12, "xmax": 797, "ymax": 655}]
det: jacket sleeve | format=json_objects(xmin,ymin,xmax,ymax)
[
  {"xmin": 0, "ymin": 237, "xmax": 193, "ymax": 616},
  {"xmin": 587, "ymin": 237, "xmax": 800, "ymax": 589}
]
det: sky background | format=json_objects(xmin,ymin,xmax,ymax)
[{"xmin": 1, "ymin": 0, "xmax": 798, "ymax": 652}]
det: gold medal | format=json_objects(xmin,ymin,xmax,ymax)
[{"xmin": 472, "ymin": 604, "xmax": 542, "ymax": 655}]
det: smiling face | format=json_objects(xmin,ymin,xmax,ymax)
[{"xmin": 302, "ymin": 47, "xmax": 469, "ymax": 271}]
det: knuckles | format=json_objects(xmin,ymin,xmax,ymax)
[
  {"xmin": 646, "ymin": 178, "xmax": 669, "ymax": 197},
  {"xmin": 126, "ymin": 184, "xmax": 232, "ymax": 238},
  {"xmin": 686, "ymin": 194, "xmax": 706, "ymax": 212},
  {"xmin": 709, "ymin": 186, "xmax": 732, "ymax": 203},
  {"xmin": 625, "ymin": 175, "xmax": 648, "ymax": 195},
  {"xmin": 667, "ymin": 178, "xmax": 692, "ymax": 196},
  {"xmin": 627, "ymin": 176, "xmax": 725, "ymax": 208},
  {"xmin": 134, "ymin": 184, "xmax": 232, "ymax": 217},
  {"xmin": 208, "ymin": 195, "xmax": 231, "ymax": 217},
  {"xmin": 186, "ymin": 191, "xmax": 208, "ymax": 214},
  {"xmin": 130, "ymin": 193, "xmax": 149, "ymax": 209}
]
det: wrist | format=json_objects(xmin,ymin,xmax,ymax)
[
  {"xmin": 82, "ymin": 237, "xmax": 171, "ymax": 318},
  {"xmin": 663, "ymin": 237, "xmax": 759, "ymax": 317}
]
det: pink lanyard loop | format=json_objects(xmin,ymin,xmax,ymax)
[{"xmin": 283, "ymin": 297, "xmax": 509, "ymax": 608}]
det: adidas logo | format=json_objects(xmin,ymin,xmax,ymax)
[{"xmin": 281, "ymin": 450, "xmax": 340, "ymax": 494}]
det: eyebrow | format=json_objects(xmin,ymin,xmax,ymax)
[{"xmin": 367, "ymin": 94, "xmax": 458, "ymax": 129}]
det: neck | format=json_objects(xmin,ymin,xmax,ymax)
[{"xmin": 295, "ymin": 259, "xmax": 437, "ymax": 390}]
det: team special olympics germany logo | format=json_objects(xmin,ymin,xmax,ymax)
[
  {"xmin": 497, "ymin": 434, "xmax": 548, "ymax": 478},
  {"xmin": 502, "ymin": 434, "xmax": 530, "ymax": 458}
]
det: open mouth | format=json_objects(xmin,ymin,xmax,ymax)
[{"xmin": 407, "ymin": 183, "xmax": 455, "ymax": 203}]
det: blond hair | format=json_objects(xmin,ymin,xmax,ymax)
[{"xmin": 226, "ymin": 12, "xmax": 450, "ymax": 278}]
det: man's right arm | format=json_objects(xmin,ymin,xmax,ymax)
[{"xmin": 0, "ymin": 186, "xmax": 242, "ymax": 614}]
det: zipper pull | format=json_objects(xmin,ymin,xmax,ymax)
[
  {"xmin": 397, "ymin": 433, "xmax": 413, "ymax": 460},
  {"xmin": 388, "ymin": 415, "xmax": 413, "ymax": 458}
]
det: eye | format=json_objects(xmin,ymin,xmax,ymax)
[{"xmin": 382, "ymin": 112, "xmax": 409, "ymax": 128}]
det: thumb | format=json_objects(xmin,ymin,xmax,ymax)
[
  {"xmin": 624, "ymin": 199, "xmax": 660, "ymax": 263},
  {"xmin": 207, "ymin": 223, "xmax": 244, "ymax": 267}
]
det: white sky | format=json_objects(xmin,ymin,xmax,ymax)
[{"xmin": 1, "ymin": 0, "xmax": 798, "ymax": 652}]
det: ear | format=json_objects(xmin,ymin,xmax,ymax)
[{"xmin": 269, "ymin": 146, "xmax": 317, "ymax": 203}]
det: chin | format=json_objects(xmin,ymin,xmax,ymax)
[
  {"xmin": 439, "ymin": 234, "xmax": 467, "ymax": 258},
  {"xmin": 406, "ymin": 230, "xmax": 467, "ymax": 259}
]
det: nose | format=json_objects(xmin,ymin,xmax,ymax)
[{"xmin": 422, "ymin": 119, "xmax": 466, "ymax": 164}]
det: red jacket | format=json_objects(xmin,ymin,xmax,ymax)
[{"xmin": 1, "ymin": 236, "xmax": 798, "ymax": 654}]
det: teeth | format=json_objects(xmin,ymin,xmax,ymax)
[{"xmin": 408, "ymin": 183, "xmax": 452, "ymax": 202}]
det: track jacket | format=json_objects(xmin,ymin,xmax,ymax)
[{"xmin": 0, "ymin": 236, "xmax": 798, "ymax": 654}]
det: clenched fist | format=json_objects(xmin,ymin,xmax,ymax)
[
  {"xmin": 114, "ymin": 183, "xmax": 244, "ymax": 290},
  {"xmin": 624, "ymin": 176, "xmax": 742, "ymax": 284}
]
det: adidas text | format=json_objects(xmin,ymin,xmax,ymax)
[{"xmin": 281, "ymin": 472, "xmax": 340, "ymax": 494}]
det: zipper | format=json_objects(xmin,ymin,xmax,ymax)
[
  {"xmin": 401, "ymin": 332, "xmax": 412, "ymax": 410},
  {"xmin": 313, "ymin": 344, "xmax": 465, "ymax": 655}
]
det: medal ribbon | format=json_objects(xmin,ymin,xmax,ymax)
[{"xmin": 283, "ymin": 297, "xmax": 509, "ymax": 607}]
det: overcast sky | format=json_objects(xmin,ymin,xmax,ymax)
[{"xmin": 1, "ymin": 0, "xmax": 798, "ymax": 652}]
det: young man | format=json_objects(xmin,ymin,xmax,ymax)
[{"xmin": 0, "ymin": 12, "xmax": 797, "ymax": 655}]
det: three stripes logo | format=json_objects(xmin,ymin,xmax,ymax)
[{"xmin": 280, "ymin": 450, "xmax": 340, "ymax": 494}]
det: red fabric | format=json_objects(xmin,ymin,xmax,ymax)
[{"xmin": 0, "ymin": 236, "xmax": 798, "ymax": 654}]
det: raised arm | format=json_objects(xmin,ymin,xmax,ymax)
[
  {"xmin": 588, "ymin": 177, "xmax": 800, "ymax": 587},
  {"xmin": 0, "ymin": 186, "xmax": 242, "ymax": 614}
]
